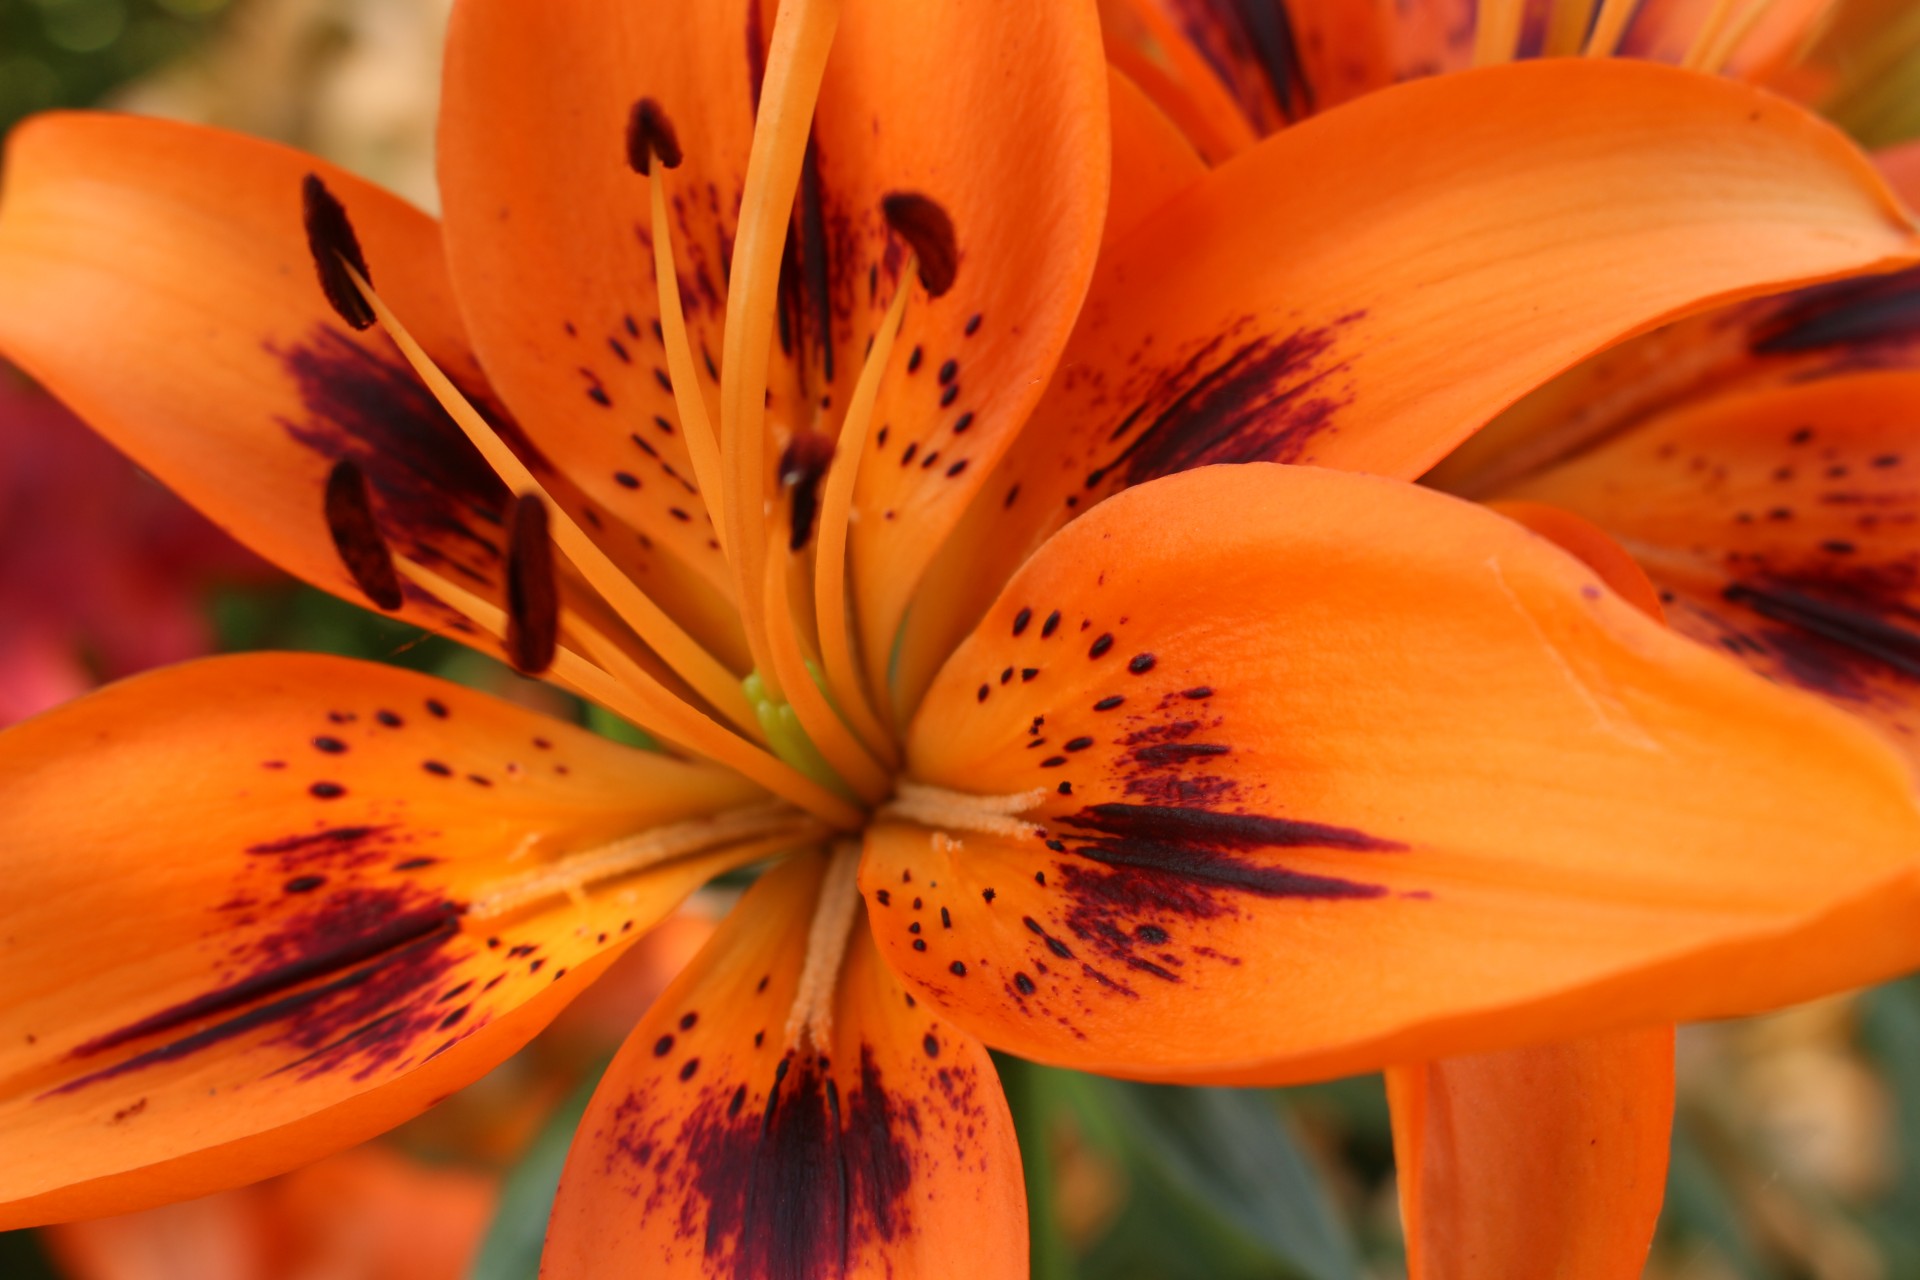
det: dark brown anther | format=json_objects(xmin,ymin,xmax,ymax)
[
  {"xmin": 779, "ymin": 433, "xmax": 837, "ymax": 551},
  {"xmin": 626, "ymin": 97, "xmax": 683, "ymax": 175},
  {"xmin": 301, "ymin": 174, "xmax": 374, "ymax": 331},
  {"xmin": 880, "ymin": 192, "xmax": 958, "ymax": 297},
  {"xmin": 506, "ymin": 493, "xmax": 559, "ymax": 675},
  {"xmin": 323, "ymin": 460, "xmax": 403, "ymax": 611}
]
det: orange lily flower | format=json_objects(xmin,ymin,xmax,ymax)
[
  {"xmin": 1104, "ymin": 3, "xmax": 1920, "ymax": 1274},
  {"xmin": 6, "ymin": 2, "xmax": 1920, "ymax": 1274}
]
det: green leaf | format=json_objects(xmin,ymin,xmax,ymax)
[
  {"xmin": 467, "ymin": 1062, "xmax": 608, "ymax": 1280},
  {"xmin": 1095, "ymin": 1080, "xmax": 1358, "ymax": 1280}
]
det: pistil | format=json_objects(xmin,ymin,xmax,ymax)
[{"xmin": 784, "ymin": 840, "xmax": 863, "ymax": 1051}]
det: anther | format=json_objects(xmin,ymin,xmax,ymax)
[
  {"xmin": 323, "ymin": 460, "xmax": 403, "ymax": 611},
  {"xmin": 506, "ymin": 493, "xmax": 559, "ymax": 675},
  {"xmin": 626, "ymin": 98, "xmax": 683, "ymax": 175},
  {"xmin": 880, "ymin": 192, "xmax": 958, "ymax": 297},
  {"xmin": 300, "ymin": 174, "xmax": 374, "ymax": 330},
  {"xmin": 779, "ymin": 433, "xmax": 837, "ymax": 551}
]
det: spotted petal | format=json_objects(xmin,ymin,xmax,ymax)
[
  {"xmin": 546, "ymin": 851, "xmax": 1024, "ymax": 1279},
  {"xmin": 863, "ymin": 464, "xmax": 1920, "ymax": 1082},
  {"xmin": 0, "ymin": 653, "xmax": 791, "ymax": 1227},
  {"xmin": 893, "ymin": 59, "xmax": 1920, "ymax": 715},
  {"xmin": 1387, "ymin": 1028, "xmax": 1675, "ymax": 1280}
]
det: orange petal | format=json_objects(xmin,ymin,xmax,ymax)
[
  {"xmin": 0, "ymin": 653, "xmax": 786, "ymax": 1227},
  {"xmin": 1387, "ymin": 1027, "xmax": 1674, "ymax": 1280},
  {"xmin": 545, "ymin": 852, "xmax": 1025, "ymax": 1279},
  {"xmin": 1105, "ymin": 65, "xmax": 1207, "ymax": 252},
  {"xmin": 864, "ymin": 464, "xmax": 1920, "ymax": 1082},
  {"xmin": 0, "ymin": 113, "xmax": 643, "ymax": 660},
  {"xmin": 892, "ymin": 59, "xmax": 1920, "ymax": 715},
  {"xmin": 1488, "ymin": 500, "xmax": 1666, "ymax": 622},
  {"xmin": 1500, "ymin": 369, "xmax": 1920, "ymax": 766}
]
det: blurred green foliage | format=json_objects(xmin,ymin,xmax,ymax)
[{"xmin": 0, "ymin": 0, "xmax": 233, "ymax": 137}]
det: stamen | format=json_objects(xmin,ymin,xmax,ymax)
[
  {"xmin": 301, "ymin": 174, "xmax": 374, "ymax": 330},
  {"xmin": 1472, "ymin": 0, "xmax": 1526, "ymax": 65},
  {"xmin": 468, "ymin": 802, "xmax": 815, "ymax": 921},
  {"xmin": 626, "ymin": 97, "xmax": 684, "ymax": 175},
  {"xmin": 1697, "ymin": 0, "xmax": 1782, "ymax": 73},
  {"xmin": 322, "ymin": 459, "xmax": 403, "ymax": 611},
  {"xmin": 1542, "ymin": 0, "xmax": 1601, "ymax": 56},
  {"xmin": 779, "ymin": 433, "xmax": 836, "ymax": 551},
  {"xmin": 785, "ymin": 841, "xmax": 863, "ymax": 1051},
  {"xmin": 646, "ymin": 159, "xmax": 729, "ymax": 552},
  {"xmin": 883, "ymin": 781, "xmax": 1049, "ymax": 841},
  {"xmin": 506, "ymin": 493, "xmax": 559, "ymax": 675},
  {"xmin": 1582, "ymin": 0, "xmax": 1638, "ymax": 55},
  {"xmin": 810, "ymin": 251, "xmax": 916, "ymax": 765},
  {"xmin": 336, "ymin": 259, "xmax": 764, "ymax": 742},
  {"xmin": 879, "ymin": 194, "xmax": 959, "ymax": 298},
  {"xmin": 760, "ymin": 523, "xmax": 892, "ymax": 804},
  {"xmin": 719, "ymin": 0, "xmax": 842, "ymax": 702},
  {"xmin": 393, "ymin": 552, "xmax": 866, "ymax": 829},
  {"xmin": 1682, "ymin": 0, "xmax": 1742, "ymax": 68}
]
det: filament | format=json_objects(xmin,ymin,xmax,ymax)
[
  {"xmin": 785, "ymin": 841, "xmax": 863, "ymax": 1051},
  {"xmin": 761, "ymin": 523, "xmax": 893, "ymax": 804},
  {"xmin": 719, "ymin": 0, "xmax": 842, "ymax": 703},
  {"xmin": 882, "ymin": 781, "xmax": 1049, "ymax": 841},
  {"xmin": 1682, "ymin": 0, "xmax": 1742, "ymax": 68},
  {"xmin": 1543, "ymin": 0, "xmax": 1601, "ymax": 55},
  {"xmin": 1582, "ymin": 0, "xmax": 1639, "ymax": 54},
  {"xmin": 1473, "ymin": 0, "xmax": 1526, "ymax": 65},
  {"xmin": 468, "ymin": 802, "xmax": 818, "ymax": 921},
  {"xmin": 810, "ymin": 260, "xmax": 914, "ymax": 767},
  {"xmin": 648, "ymin": 166, "xmax": 730, "ymax": 555}
]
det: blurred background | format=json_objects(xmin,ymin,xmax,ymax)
[{"xmin": 4, "ymin": 2, "xmax": 1920, "ymax": 1277}]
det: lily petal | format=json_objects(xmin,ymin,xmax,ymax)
[
  {"xmin": 865, "ymin": 464, "xmax": 1920, "ymax": 1082},
  {"xmin": 0, "ymin": 114, "xmax": 623, "ymax": 659},
  {"xmin": 1105, "ymin": 66, "xmax": 1207, "ymax": 252},
  {"xmin": 0, "ymin": 653, "xmax": 784, "ymax": 1227},
  {"xmin": 893, "ymin": 58, "xmax": 1920, "ymax": 715},
  {"xmin": 1387, "ymin": 1027, "xmax": 1674, "ymax": 1280},
  {"xmin": 1501, "ymin": 369, "xmax": 1920, "ymax": 766},
  {"xmin": 545, "ymin": 851, "xmax": 1024, "ymax": 1279}
]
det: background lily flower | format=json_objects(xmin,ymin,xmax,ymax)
[
  {"xmin": 1099, "ymin": 2, "xmax": 1920, "ymax": 1275},
  {"xmin": 6, "ymin": 2, "xmax": 1920, "ymax": 1277}
]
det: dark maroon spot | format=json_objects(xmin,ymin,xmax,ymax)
[
  {"xmin": 982, "ymin": 888, "xmax": 996, "ymax": 903},
  {"xmin": 756, "ymin": 974, "xmax": 770, "ymax": 993},
  {"xmin": 1020, "ymin": 668, "xmax": 1038, "ymax": 682},
  {"xmin": 426, "ymin": 699, "xmax": 449, "ymax": 718},
  {"xmin": 922, "ymin": 1034, "xmax": 939, "ymax": 1058},
  {"xmin": 875, "ymin": 889, "xmax": 891, "ymax": 906},
  {"xmin": 506, "ymin": 494, "xmax": 559, "ymax": 675},
  {"xmin": 310, "ymin": 782, "xmax": 345, "ymax": 800},
  {"xmin": 614, "ymin": 471, "xmax": 640, "ymax": 489},
  {"xmin": 1089, "ymin": 634, "xmax": 1114, "ymax": 658},
  {"xmin": 909, "ymin": 922, "xmax": 922, "ymax": 935},
  {"xmin": 945, "ymin": 459, "xmax": 968, "ymax": 478},
  {"xmin": 948, "ymin": 961, "xmax": 968, "ymax": 977},
  {"xmin": 625, "ymin": 97, "xmax": 683, "ymax": 174},
  {"xmin": 940, "ymin": 385, "xmax": 960, "ymax": 409},
  {"xmin": 938, "ymin": 359, "xmax": 958, "ymax": 385},
  {"xmin": 285, "ymin": 875, "xmax": 327, "ymax": 894},
  {"xmin": 780, "ymin": 433, "xmax": 837, "ymax": 551},
  {"xmin": 311, "ymin": 736, "xmax": 347, "ymax": 754},
  {"xmin": 680, "ymin": 1057, "xmax": 701, "ymax": 1082},
  {"xmin": 1095, "ymin": 696, "xmax": 1126, "ymax": 712},
  {"xmin": 999, "ymin": 667, "xmax": 1013, "ymax": 685},
  {"xmin": 912, "ymin": 939, "xmax": 927, "ymax": 951},
  {"xmin": 1040, "ymin": 756, "xmax": 1067, "ymax": 768},
  {"xmin": 912, "ymin": 897, "xmax": 922, "ymax": 911},
  {"xmin": 1136, "ymin": 924, "xmax": 1169, "ymax": 944},
  {"xmin": 881, "ymin": 192, "xmax": 958, "ymax": 296},
  {"xmin": 1046, "ymin": 839, "xmax": 1066, "ymax": 852},
  {"xmin": 1183, "ymin": 686, "xmax": 1213, "ymax": 700},
  {"xmin": 1024, "ymin": 916, "xmax": 1074, "ymax": 959},
  {"xmin": 1057, "ymin": 782, "xmax": 1073, "ymax": 796},
  {"xmin": 654, "ymin": 1034, "xmax": 676, "ymax": 1057},
  {"xmin": 680, "ymin": 1012, "xmax": 700, "ymax": 1030},
  {"xmin": 1042, "ymin": 610, "xmax": 1062, "ymax": 638},
  {"xmin": 1128, "ymin": 653, "xmax": 1156, "ymax": 674},
  {"xmin": 467, "ymin": 774, "xmax": 493, "ymax": 788},
  {"xmin": 587, "ymin": 386, "xmax": 613, "ymax": 408},
  {"xmin": 1035, "ymin": 871, "xmax": 1046, "ymax": 886},
  {"xmin": 899, "ymin": 442, "xmax": 918, "ymax": 467},
  {"xmin": 965, "ymin": 313, "xmax": 983, "ymax": 336},
  {"xmin": 300, "ymin": 174, "xmax": 374, "ymax": 330},
  {"xmin": 1822, "ymin": 540, "xmax": 1858, "ymax": 555},
  {"xmin": 1064, "ymin": 736, "xmax": 1095, "ymax": 752},
  {"xmin": 953, "ymin": 412, "xmax": 974, "ymax": 434},
  {"xmin": 940, "ymin": 907, "xmax": 951, "ymax": 929},
  {"xmin": 1012, "ymin": 607, "xmax": 1033, "ymax": 636},
  {"xmin": 907, "ymin": 346, "xmax": 923, "ymax": 374},
  {"xmin": 976, "ymin": 684, "xmax": 990, "ymax": 703},
  {"xmin": 529, "ymin": 959, "xmax": 545, "ymax": 973},
  {"xmin": 532, "ymin": 736, "xmax": 551, "ymax": 749},
  {"xmin": 1013, "ymin": 972, "xmax": 1035, "ymax": 995},
  {"xmin": 423, "ymin": 760, "xmax": 452, "ymax": 777},
  {"xmin": 376, "ymin": 710, "xmax": 403, "ymax": 727}
]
